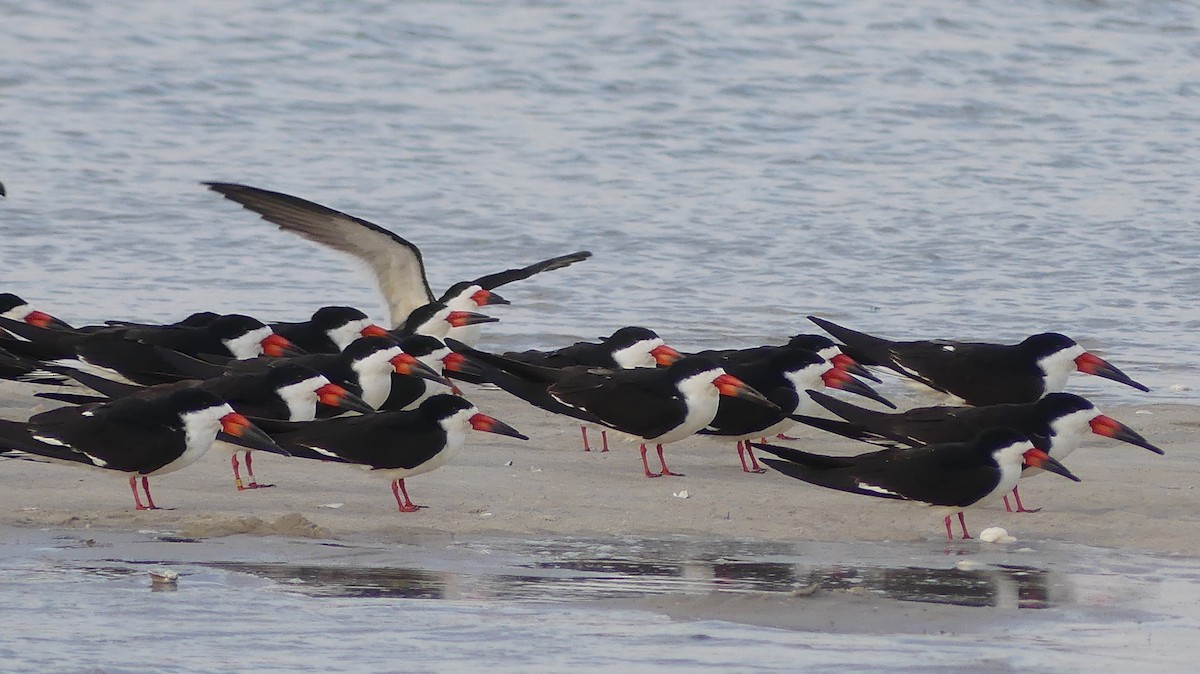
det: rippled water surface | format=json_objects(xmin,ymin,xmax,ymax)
[
  {"xmin": 2, "ymin": 0, "xmax": 1198, "ymax": 404},
  {"xmin": 2, "ymin": 528, "xmax": 1199, "ymax": 672}
]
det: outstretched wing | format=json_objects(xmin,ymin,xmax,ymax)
[{"xmin": 206, "ymin": 182, "xmax": 435, "ymax": 326}]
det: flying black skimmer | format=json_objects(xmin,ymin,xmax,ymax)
[
  {"xmin": 269, "ymin": 306, "xmax": 390, "ymax": 354},
  {"xmin": 0, "ymin": 313, "xmax": 304, "ymax": 386},
  {"xmin": 753, "ymin": 428, "xmax": 1080, "ymax": 540},
  {"xmin": 796, "ymin": 390, "xmax": 1161, "ymax": 512},
  {"xmin": 39, "ymin": 362, "xmax": 374, "ymax": 490},
  {"xmin": 256, "ymin": 394, "xmax": 526, "ymax": 512},
  {"xmin": 446, "ymin": 343, "xmax": 776, "ymax": 478},
  {"xmin": 203, "ymin": 182, "xmax": 591, "ymax": 335},
  {"xmin": 500, "ymin": 326, "xmax": 684, "ymax": 451},
  {"xmin": 809, "ymin": 316, "xmax": 1149, "ymax": 405},
  {"xmin": 0, "ymin": 388, "xmax": 282, "ymax": 509},
  {"xmin": 699, "ymin": 350, "xmax": 893, "ymax": 473}
]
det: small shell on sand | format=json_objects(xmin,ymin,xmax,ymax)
[
  {"xmin": 979, "ymin": 527, "xmax": 1016, "ymax": 544},
  {"xmin": 673, "ymin": 490, "xmax": 689, "ymax": 499},
  {"xmin": 149, "ymin": 569, "xmax": 178, "ymax": 584}
]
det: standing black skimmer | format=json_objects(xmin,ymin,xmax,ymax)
[
  {"xmin": 0, "ymin": 388, "xmax": 282, "ymax": 509},
  {"xmin": 796, "ymin": 390, "xmax": 1161, "ymax": 512},
  {"xmin": 501, "ymin": 326, "xmax": 684, "ymax": 451},
  {"xmin": 699, "ymin": 350, "xmax": 893, "ymax": 473},
  {"xmin": 40, "ymin": 363, "xmax": 375, "ymax": 490},
  {"xmin": 809, "ymin": 316, "xmax": 1150, "ymax": 405},
  {"xmin": 0, "ymin": 294, "xmax": 73, "ymax": 332},
  {"xmin": 691, "ymin": 333, "xmax": 880, "ymax": 383},
  {"xmin": 269, "ymin": 306, "xmax": 390, "ymax": 354},
  {"xmin": 379, "ymin": 335, "xmax": 485, "ymax": 410},
  {"xmin": 752, "ymin": 428, "xmax": 1080, "ymax": 540},
  {"xmin": 0, "ymin": 314, "xmax": 304, "ymax": 386},
  {"xmin": 446, "ymin": 344, "xmax": 776, "ymax": 478},
  {"xmin": 203, "ymin": 182, "xmax": 591, "ymax": 334},
  {"xmin": 258, "ymin": 394, "xmax": 527, "ymax": 512}
]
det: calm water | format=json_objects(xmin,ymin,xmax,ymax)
[
  {"xmin": 1, "ymin": 1, "xmax": 1198, "ymax": 405},
  {"xmin": 2, "ymin": 528, "xmax": 1199, "ymax": 673}
]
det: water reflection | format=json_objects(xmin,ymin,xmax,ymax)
[{"xmin": 206, "ymin": 558, "xmax": 1062, "ymax": 609}]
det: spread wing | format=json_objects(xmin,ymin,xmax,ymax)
[
  {"xmin": 205, "ymin": 182, "xmax": 435, "ymax": 327},
  {"xmin": 466, "ymin": 251, "xmax": 592, "ymax": 291}
]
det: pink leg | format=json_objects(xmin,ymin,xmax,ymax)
[
  {"xmin": 130, "ymin": 476, "xmax": 150, "ymax": 510},
  {"xmin": 391, "ymin": 479, "xmax": 420, "ymax": 513},
  {"xmin": 957, "ymin": 512, "xmax": 972, "ymax": 540},
  {"xmin": 600, "ymin": 430, "xmax": 609, "ymax": 452},
  {"xmin": 581, "ymin": 426, "xmax": 592, "ymax": 452},
  {"xmin": 1003, "ymin": 494, "xmax": 1013, "ymax": 512},
  {"xmin": 244, "ymin": 451, "xmax": 272, "ymax": 489},
  {"xmin": 748, "ymin": 439, "xmax": 766, "ymax": 472},
  {"xmin": 640, "ymin": 443, "xmax": 660, "ymax": 478},
  {"xmin": 776, "ymin": 433, "xmax": 800, "ymax": 441},
  {"xmin": 656, "ymin": 444, "xmax": 683, "ymax": 477},
  {"xmin": 943, "ymin": 515, "xmax": 953, "ymax": 541},
  {"xmin": 1010, "ymin": 486, "xmax": 1039, "ymax": 513},
  {"xmin": 141, "ymin": 476, "xmax": 159, "ymax": 510},
  {"xmin": 231, "ymin": 454, "xmax": 245, "ymax": 491},
  {"xmin": 736, "ymin": 441, "xmax": 752, "ymax": 472}
]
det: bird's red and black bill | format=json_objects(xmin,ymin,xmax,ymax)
[
  {"xmin": 447, "ymin": 310, "xmax": 500, "ymax": 328},
  {"xmin": 360, "ymin": 324, "xmax": 391, "ymax": 338},
  {"xmin": 24, "ymin": 310, "xmax": 73, "ymax": 331},
  {"xmin": 217, "ymin": 412, "xmax": 289, "ymax": 455},
  {"xmin": 651, "ymin": 344, "xmax": 683, "ymax": 366},
  {"xmin": 471, "ymin": 288, "xmax": 510, "ymax": 307},
  {"xmin": 390, "ymin": 352, "xmax": 451, "ymax": 384},
  {"xmin": 713, "ymin": 374, "xmax": 779, "ymax": 411},
  {"xmin": 1022, "ymin": 448, "xmax": 1080, "ymax": 482},
  {"xmin": 829, "ymin": 352, "xmax": 881, "ymax": 383},
  {"xmin": 1074, "ymin": 352, "xmax": 1149, "ymax": 392},
  {"xmin": 316, "ymin": 382, "xmax": 376, "ymax": 414},
  {"xmin": 1089, "ymin": 414, "xmax": 1163, "ymax": 454},
  {"xmin": 442, "ymin": 352, "xmax": 485, "ymax": 377},
  {"xmin": 261, "ymin": 334, "xmax": 306, "ymax": 357},
  {"xmin": 820, "ymin": 368, "xmax": 896, "ymax": 409},
  {"xmin": 468, "ymin": 412, "xmax": 528, "ymax": 440}
]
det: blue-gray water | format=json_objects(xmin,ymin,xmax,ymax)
[
  {"xmin": 2, "ymin": 1, "xmax": 1198, "ymax": 405},
  {"xmin": 2, "ymin": 2, "xmax": 1199, "ymax": 670}
]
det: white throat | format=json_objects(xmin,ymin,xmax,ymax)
[{"xmin": 224, "ymin": 326, "xmax": 274, "ymax": 359}]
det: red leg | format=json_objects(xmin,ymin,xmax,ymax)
[
  {"xmin": 130, "ymin": 475, "xmax": 150, "ymax": 510},
  {"xmin": 141, "ymin": 476, "xmax": 159, "ymax": 510},
  {"xmin": 391, "ymin": 479, "xmax": 420, "ymax": 512},
  {"xmin": 943, "ymin": 516, "xmax": 953, "ymax": 540},
  {"xmin": 600, "ymin": 430, "xmax": 609, "ymax": 452},
  {"xmin": 957, "ymin": 511, "xmax": 972, "ymax": 540},
  {"xmin": 776, "ymin": 433, "xmax": 800, "ymax": 441},
  {"xmin": 1003, "ymin": 494, "xmax": 1013, "ymax": 512},
  {"xmin": 748, "ymin": 439, "xmax": 766, "ymax": 473},
  {"xmin": 581, "ymin": 426, "xmax": 592, "ymax": 452},
  {"xmin": 244, "ymin": 451, "xmax": 271, "ymax": 489},
  {"xmin": 640, "ymin": 443, "xmax": 660, "ymax": 478},
  {"xmin": 736, "ymin": 441, "xmax": 751, "ymax": 472},
  {"xmin": 656, "ymin": 444, "xmax": 683, "ymax": 477},
  {"xmin": 1010, "ymin": 486, "xmax": 1039, "ymax": 513},
  {"xmin": 231, "ymin": 454, "xmax": 245, "ymax": 491}
]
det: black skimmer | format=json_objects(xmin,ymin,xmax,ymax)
[
  {"xmin": 691, "ymin": 333, "xmax": 881, "ymax": 383},
  {"xmin": 502, "ymin": 326, "xmax": 684, "ymax": 451},
  {"xmin": 40, "ymin": 363, "xmax": 375, "ymax": 490},
  {"xmin": 269, "ymin": 306, "xmax": 390, "ymax": 354},
  {"xmin": 390, "ymin": 301, "xmax": 498, "ymax": 340},
  {"xmin": 752, "ymin": 428, "xmax": 1081, "ymax": 540},
  {"xmin": 0, "ymin": 294, "xmax": 74, "ymax": 332},
  {"xmin": 203, "ymin": 182, "xmax": 591, "ymax": 333},
  {"xmin": 256, "ymin": 394, "xmax": 527, "ymax": 512},
  {"xmin": 0, "ymin": 313, "xmax": 304, "ymax": 386},
  {"xmin": 0, "ymin": 388, "xmax": 282, "ymax": 509},
  {"xmin": 446, "ymin": 343, "xmax": 776, "ymax": 478},
  {"xmin": 796, "ymin": 390, "xmax": 1161, "ymax": 512},
  {"xmin": 809, "ymin": 316, "xmax": 1149, "ymax": 405},
  {"xmin": 699, "ymin": 350, "xmax": 893, "ymax": 473},
  {"xmin": 379, "ymin": 335, "xmax": 485, "ymax": 410}
]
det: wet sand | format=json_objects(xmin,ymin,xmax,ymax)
[{"xmin": 1, "ymin": 378, "xmax": 1197, "ymax": 641}]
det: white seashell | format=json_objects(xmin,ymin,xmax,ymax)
[
  {"xmin": 673, "ymin": 490, "xmax": 689, "ymax": 499},
  {"xmin": 149, "ymin": 569, "xmax": 178, "ymax": 583},
  {"xmin": 955, "ymin": 560, "xmax": 984, "ymax": 571},
  {"xmin": 318, "ymin": 503, "xmax": 344, "ymax": 509},
  {"xmin": 979, "ymin": 527, "xmax": 1016, "ymax": 544}
]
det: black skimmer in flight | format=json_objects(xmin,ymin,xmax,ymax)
[
  {"xmin": 809, "ymin": 316, "xmax": 1149, "ymax": 405},
  {"xmin": 500, "ymin": 326, "xmax": 684, "ymax": 451},
  {"xmin": 445, "ymin": 343, "xmax": 776, "ymax": 478},
  {"xmin": 699, "ymin": 350, "xmax": 893, "ymax": 473},
  {"xmin": 0, "ymin": 388, "xmax": 282, "ymax": 509},
  {"xmin": 39, "ymin": 362, "xmax": 374, "ymax": 490},
  {"xmin": 203, "ymin": 182, "xmax": 591, "ymax": 337},
  {"xmin": 796, "ymin": 390, "xmax": 1161, "ymax": 512},
  {"xmin": 752, "ymin": 428, "xmax": 1080, "ymax": 540},
  {"xmin": 0, "ymin": 313, "xmax": 304, "ymax": 386},
  {"xmin": 269, "ymin": 306, "xmax": 391, "ymax": 354},
  {"xmin": 257, "ymin": 394, "xmax": 526, "ymax": 512}
]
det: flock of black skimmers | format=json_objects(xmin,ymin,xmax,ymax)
[{"xmin": 0, "ymin": 181, "xmax": 1161, "ymax": 540}]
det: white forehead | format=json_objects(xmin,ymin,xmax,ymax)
[
  {"xmin": 329, "ymin": 318, "xmax": 373, "ymax": 351},
  {"xmin": 784, "ymin": 363, "xmax": 827, "ymax": 392},
  {"xmin": 224, "ymin": 325, "xmax": 273, "ymax": 359},
  {"xmin": 1037, "ymin": 344, "xmax": 1086, "ymax": 393},
  {"xmin": 355, "ymin": 345, "xmax": 404, "ymax": 372},
  {"xmin": 676, "ymin": 367, "xmax": 723, "ymax": 398}
]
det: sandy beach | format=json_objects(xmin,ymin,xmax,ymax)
[{"xmin": 2, "ymin": 379, "xmax": 1194, "ymax": 555}]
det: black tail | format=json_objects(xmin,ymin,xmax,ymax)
[
  {"xmin": 787, "ymin": 414, "xmax": 915, "ymax": 450},
  {"xmin": 806, "ymin": 316, "xmax": 894, "ymax": 368}
]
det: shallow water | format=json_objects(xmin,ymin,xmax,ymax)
[
  {"xmin": 1, "ymin": 1, "xmax": 1198, "ymax": 406},
  {"xmin": 2, "ymin": 528, "xmax": 1199, "ymax": 672}
]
